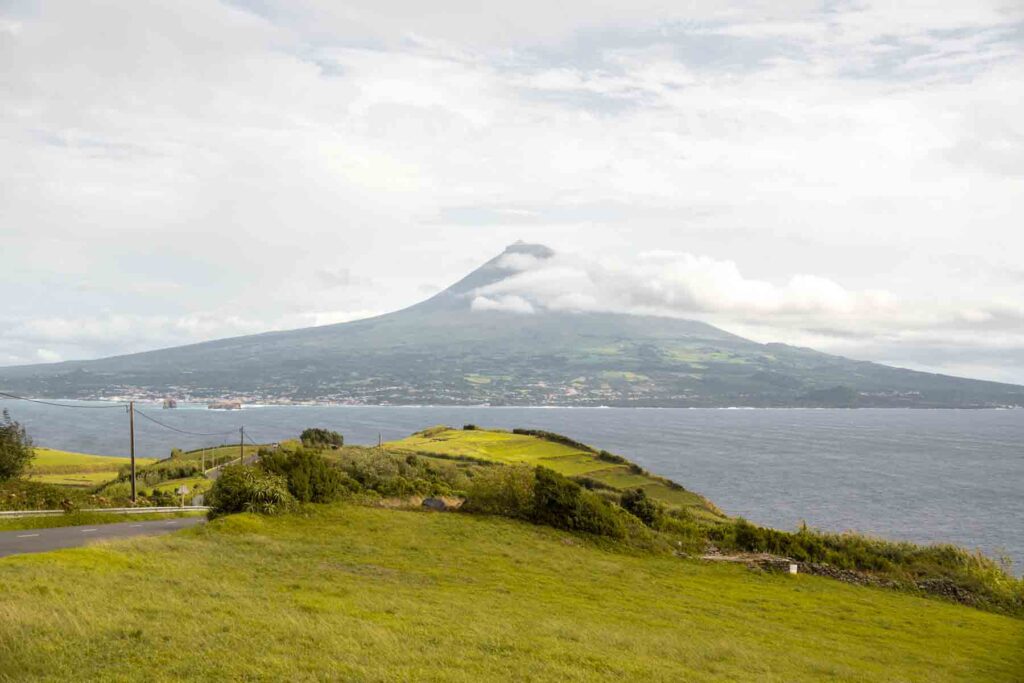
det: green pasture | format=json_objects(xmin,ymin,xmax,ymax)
[
  {"xmin": 26, "ymin": 448, "xmax": 156, "ymax": 489},
  {"xmin": 0, "ymin": 504, "xmax": 1019, "ymax": 681}
]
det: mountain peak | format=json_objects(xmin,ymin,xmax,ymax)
[{"xmin": 503, "ymin": 241, "xmax": 555, "ymax": 259}]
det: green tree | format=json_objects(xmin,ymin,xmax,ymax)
[
  {"xmin": 0, "ymin": 409, "xmax": 34, "ymax": 481},
  {"xmin": 620, "ymin": 488, "xmax": 661, "ymax": 526},
  {"xmin": 299, "ymin": 428, "xmax": 344, "ymax": 449},
  {"xmin": 259, "ymin": 448, "xmax": 344, "ymax": 503}
]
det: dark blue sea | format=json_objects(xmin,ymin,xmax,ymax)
[{"xmin": 5, "ymin": 401, "xmax": 1022, "ymax": 572}]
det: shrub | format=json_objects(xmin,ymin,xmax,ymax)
[
  {"xmin": 124, "ymin": 459, "xmax": 204, "ymax": 486},
  {"xmin": 621, "ymin": 488, "xmax": 661, "ymax": 527},
  {"xmin": 259, "ymin": 449, "xmax": 345, "ymax": 504},
  {"xmin": 207, "ymin": 466, "xmax": 292, "ymax": 518},
  {"xmin": 572, "ymin": 476, "xmax": 618, "ymax": 492},
  {"xmin": 300, "ymin": 428, "xmax": 344, "ymax": 449},
  {"xmin": 462, "ymin": 424, "xmax": 478, "ymax": 431},
  {"xmin": 596, "ymin": 450, "xmax": 627, "ymax": 464},
  {"xmin": 532, "ymin": 467, "xmax": 625, "ymax": 538},
  {"xmin": 337, "ymin": 447, "xmax": 468, "ymax": 498},
  {"xmin": 462, "ymin": 465, "xmax": 534, "ymax": 518},
  {"xmin": 0, "ymin": 410, "xmax": 34, "ymax": 481},
  {"xmin": 511, "ymin": 429, "xmax": 596, "ymax": 453}
]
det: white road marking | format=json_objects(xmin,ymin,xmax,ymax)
[
  {"xmin": 130, "ymin": 524, "xmax": 143, "ymax": 528},
  {"xmin": 17, "ymin": 533, "xmax": 40, "ymax": 538},
  {"xmin": 81, "ymin": 528, "xmax": 98, "ymax": 533}
]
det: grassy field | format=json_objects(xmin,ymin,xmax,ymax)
[
  {"xmin": 27, "ymin": 448, "xmax": 156, "ymax": 488},
  {"xmin": 0, "ymin": 510, "xmax": 204, "ymax": 532},
  {"xmin": 0, "ymin": 504, "xmax": 1020, "ymax": 681},
  {"xmin": 387, "ymin": 427, "xmax": 721, "ymax": 518}
]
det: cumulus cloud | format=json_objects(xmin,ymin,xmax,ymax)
[
  {"xmin": 471, "ymin": 294, "xmax": 536, "ymax": 314},
  {"xmin": 0, "ymin": 0, "xmax": 1022, "ymax": 381},
  {"xmin": 475, "ymin": 252, "xmax": 897, "ymax": 319}
]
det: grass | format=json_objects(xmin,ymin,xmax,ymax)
[
  {"xmin": 26, "ymin": 448, "xmax": 156, "ymax": 489},
  {"xmin": 0, "ymin": 504, "xmax": 1020, "ymax": 681},
  {"xmin": 29, "ymin": 471, "xmax": 124, "ymax": 487},
  {"xmin": 386, "ymin": 427, "xmax": 722, "ymax": 519},
  {"xmin": 151, "ymin": 476, "xmax": 209, "ymax": 495},
  {"xmin": 0, "ymin": 510, "xmax": 204, "ymax": 532}
]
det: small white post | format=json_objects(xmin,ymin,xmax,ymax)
[{"xmin": 789, "ymin": 563, "xmax": 799, "ymax": 575}]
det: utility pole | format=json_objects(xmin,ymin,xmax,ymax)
[
  {"xmin": 239, "ymin": 426, "xmax": 245, "ymax": 465},
  {"xmin": 128, "ymin": 401, "xmax": 137, "ymax": 503}
]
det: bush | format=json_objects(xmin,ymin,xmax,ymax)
[
  {"xmin": 336, "ymin": 448, "xmax": 467, "ymax": 498},
  {"xmin": 596, "ymin": 450, "xmax": 627, "ymax": 464},
  {"xmin": 511, "ymin": 429, "xmax": 596, "ymax": 453},
  {"xmin": 462, "ymin": 465, "xmax": 534, "ymax": 518},
  {"xmin": 207, "ymin": 466, "xmax": 292, "ymax": 518},
  {"xmin": 300, "ymin": 428, "xmax": 344, "ymax": 449},
  {"xmin": 621, "ymin": 488, "xmax": 661, "ymax": 527},
  {"xmin": 259, "ymin": 449, "xmax": 345, "ymax": 504},
  {"xmin": 124, "ymin": 459, "xmax": 204, "ymax": 486},
  {"xmin": 532, "ymin": 467, "xmax": 625, "ymax": 538},
  {"xmin": 462, "ymin": 424, "xmax": 478, "ymax": 431},
  {"xmin": 0, "ymin": 410, "xmax": 34, "ymax": 481}
]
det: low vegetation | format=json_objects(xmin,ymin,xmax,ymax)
[
  {"xmin": 1, "ymin": 505, "xmax": 1020, "ymax": 681},
  {"xmin": 386, "ymin": 426, "xmax": 722, "ymax": 519},
  {"xmin": 299, "ymin": 427, "xmax": 344, "ymax": 449},
  {"xmin": 206, "ymin": 465, "xmax": 292, "ymax": 518},
  {"xmin": 0, "ymin": 409, "xmax": 35, "ymax": 481}
]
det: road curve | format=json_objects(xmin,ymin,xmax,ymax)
[{"xmin": 0, "ymin": 517, "xmax": 206, "ymax": 558}]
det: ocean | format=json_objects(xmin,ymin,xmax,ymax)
[{"xmin": 5, "ymin": 401, "xmax": 1022, "ymax": 572}]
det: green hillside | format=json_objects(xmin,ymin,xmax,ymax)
[
  {"xmin": 387, "ymin": 426, "xmax": 723, "ymax": 519},
  {"xmin": 1, "ymin": 505, "xmax": 1020, "ymax": 681}
]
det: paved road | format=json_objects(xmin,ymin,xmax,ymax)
[{"xmin": 0, "ymin": 517, "xmax": 206, "ymax": 558}]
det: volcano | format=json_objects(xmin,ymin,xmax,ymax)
[{"xmin": 2, "ymin": 243, "xmax": 1022, "ymax": 407}]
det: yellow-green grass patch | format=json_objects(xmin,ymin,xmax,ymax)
[
  {"xmin": 29, "ymin": 472, "xmax": 121, "ymax": 487},
  {"xmin": 0, "ymin": 505, "xmax": 1020, "ymax": 681},
  {"xmin": 387, "ymin": 428, "xmax": 589, "ymax": 463},
  {"xmin": 29, "ymin": 448, "xmax": 154, "ymax": 475}
]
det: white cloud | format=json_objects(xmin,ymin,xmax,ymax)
[
  {"xmin": 471, "ymin": 294, "xmax": 536, "ymax": 315},
  {"xmin": 0, "ymin": 0, "xmax": 1022, "ymax": 381},
  {"xmin": 476, "ymin": 252, "xmax": 897, "ymax": 318}
]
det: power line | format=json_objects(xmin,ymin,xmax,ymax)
[
  {"xmin": 133, "ymin": 408, "xmax": 239, "ymax": 437},
  {"xmin": 0, "ymin": 391, "xmax": 127, "ymax": 409}
]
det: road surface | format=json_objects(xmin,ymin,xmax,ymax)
[{"xmin": 0, "ymin": 517, "xmax": 206, "ymax": 558}]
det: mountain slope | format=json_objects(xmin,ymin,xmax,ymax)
[{"xmin": 2, "ymin": 243, "xmax": 1022, "ymax": 407}]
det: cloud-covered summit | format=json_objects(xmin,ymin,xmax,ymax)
[{"xmin": 1, "ymin": 1, "xmax": 1022, "ymax": 381}]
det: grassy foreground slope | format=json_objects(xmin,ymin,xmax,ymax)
[
  {"xmin": 387, "ymin": 427, "xmax": 722, "ymax": 518},
  {"xmin": 1, "ymin": 505, "xmax": 1021, "ymax": 681}
]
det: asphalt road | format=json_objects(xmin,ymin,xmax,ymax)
[{"xmin": 0, "ymin": 517, "xmax": 206, "ymax": 558}]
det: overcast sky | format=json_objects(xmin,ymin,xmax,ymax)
[{"xmin": 2, "ymin": 1, "xmax": 1023, "ymax": 383}]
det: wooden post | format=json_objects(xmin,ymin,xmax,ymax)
[
  {"xmin": 239, "ymin": 427, "xmax": 245, "ymax": 465},
  {"xmin": 128, "ymin": 401, "xmax": 137, "ymax": 503}
]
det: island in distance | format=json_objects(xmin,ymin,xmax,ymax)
[{"xmin": 3, "ymin": 243, "xmax": 1023, "ymax": 408}]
